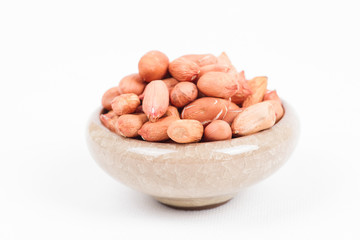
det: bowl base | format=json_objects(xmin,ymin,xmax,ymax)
[{"xmin": 154, "ymin": 194, "xmax": 235, "ymax": 210}]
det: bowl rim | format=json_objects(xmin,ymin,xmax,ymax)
[{"xmin": 90, "ymin": 100, "xmax": 293, "ymax": 148}]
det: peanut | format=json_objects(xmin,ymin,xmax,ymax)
[
  {"xmin": 197, "ymin": 72, "xmax": 239, "ymax": 99},
  {"xmin": 164, "ymin": 106, "xmax": 180, "ymax": 118},
  {"xmin": 138, "ymin": 50, "xmax": 169, "ymax": 82},
  {"xmin": 170, "ymin": 82, "xmax": 198, "ymax": 108},
  {"xmin": 231, "ymin": 101, "xmax": 276, "ymax": 136},
  {"xmin": 142, "ymin": 80, "xmax": 169, "ymax": 122},
  {"xmin": 231, "ymin": 71, "xmax": 252, "ymax": 104},
  {"xmin": 242, "ymin": 76, "xmax": 268, "ymax": 108},
  {"xmin": 222, "ymin": 101, "xmax": 243, "ymax": 124},
  {"xmin": 204, "ymin": 120, "xmax": 232, "ymax": 141},
  {"xmin": 100, "ymin": 111, "xmax": 118, "ymax": 132},
  {"xmin": 169, "ymin": 57, "xmax": 200, "ymax": 82},
  {"xmin": 115, "ymin": 113, "xmax": 147, "ymax": 138},
  {"xmin": 263, "ymin": 90, "xmax": 283, "ymax": 122},
  {"xmin": 101, "ymin": 87, "xmax": 120, "ymax": 110},
  {"xmin": 167, "ymin": 119, "xmax": 204, "ymax": 143},
  {"xmin": 118, "ymin": 73, "xmax": 146, "ymax": 95},
  {"xmin": 198, "ymin": 64, "xmax": 230, "ymax": 78},
  {"xmin": 162, "ymin": 77, "xmax": 179, "ymax": 93},
  {"xmin": 111, "ymin": 93, "xmax": 140, "ymax": 115},
  {"xmin": 264, "ymin": 90, "xmax": 281, "ymax": 102},
  {"xmin": 182, "ymin": 54, "xmax": 218, "ymax": 66},
  {"xmin": 181, "ymin": 97, "xmax": 228, "ymax": 125},
  {"xmin": 138, "ymin": 116, "xmax": 178, "ymax": 142}
]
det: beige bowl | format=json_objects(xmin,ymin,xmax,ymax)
[{"xmin": 86, "ymin": 101, "xmax": 299, "ymax": 209}]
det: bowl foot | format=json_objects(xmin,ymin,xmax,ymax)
[{"xmin": 154, "ymin": 194, "xmax": 234, "ymax": 210}]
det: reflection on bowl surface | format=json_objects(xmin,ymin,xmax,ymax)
[{"xmin": 86, "ymin": 101, "xmax": 300, "ymax": 209}]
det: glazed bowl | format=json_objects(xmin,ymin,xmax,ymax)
[{"xmin": 86, "ymin": 101, "xmax": 299, "ymax": 209}]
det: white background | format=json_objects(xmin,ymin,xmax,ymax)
[{"xmin": 1, "ymin": 0, "xmax": 360, "ymax": 239}]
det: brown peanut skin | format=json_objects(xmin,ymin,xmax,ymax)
[
  {"xmin": 181, "ymin": 97, "xmax": 229, "ymax": 125},
  {"xmin": 231, "ymin": 101, "xmax": 276, "ymax": 136},
  {"xmin": 169, "ymin": 57, "xmax": 200, "ymax": 82},
  {"xmin": 170, "ymin": 82, "xmax": 198, "ymax": 108},
  {"xmin": 118, "ymin": 73, "xmax": 146, "ymax": 95},
  {"xmin": 142, "ymin": 80, "xmax": 169, "ymax": 122},
  {"xmin": 115, "ymin": 113, "xmax": 147, "ymax": 138},
  {"xmin": 197, "ymin": 72, "xmax": 239, "ymax": 99},
  {"xmin": 204, "ymin": 120, "xmax": 232, "ymax": 141},
  {"xmin": 138, "ymin": 116, "xmax": 178, "ymax": 142},
  {"xmin": 101, "ymin": 87, "xmax": 120, "ymax": 110},
  {"xmin": 111, "ymin": 93, "xmax": 140, "ymax": 115},
  {"xmin": 99, "ymin": 111, "xmax": 118, "ymax": 132},
  {"xmin": 167, "ymin": 119, "xmax": 204, "ymax": 143},
  {"xmin": 138, "ymin": 50, "xmax": 169, "ymax": 82}
]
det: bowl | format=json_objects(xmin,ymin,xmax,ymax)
[{"xmin": 86, "ymin": 101, "xmax": 299, "ymax": 209}]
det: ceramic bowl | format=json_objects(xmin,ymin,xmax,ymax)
[{"xmin": 86, "ymin": 101, "xmax": 299, "ymax": 209}]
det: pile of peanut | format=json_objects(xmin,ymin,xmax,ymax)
[{"xmin": 100, "ymin": 51, "xmax": 284, "ymax": 143}]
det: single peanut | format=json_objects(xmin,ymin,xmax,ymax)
[
  {"xmin": 162, "ymin": 77, "xmax": 179, "ymax": 93},
  {"xmin": 231, "ymin": 101, "xmax": 276, "ymax": 136},
  {"xmin": 138, "ymin": 116, "xmax": 178, "ymax": 142},
  {"xmin": 138, "ymin": 50, "xmax": 169, "ymax": 82},
  {"xmin": 182, "ymin": 54, "xmax": 218, "ymax": 66},
  {"xmin": 242, "ymin": 76, "xmax": 268, "ymax": 108},
  {"xmin": 198, "ymin": 64, "xmax": 230, "ymax": 78},
  {"xmin": 204, "ymin": 120, "xmax": 232, "ymax": 141},
  {"xmin": 231, "ymin": 71, "xmax": 252, "ymax": 104},
  {"xmin": 197, "ymin": 72, "xmax": 239, "ymax": 99},
  {"xmin": 181, "ymin": 97, "xmax": 228, "ymax": 125},
  {"xmin": 217, "ymin": 52, "xmax": 240, "ymax": 81},
  {"xmin": 170, "ymin": 82, "xmax": 198, "ymax": 108},
  {"xmin": 164, "ymin": 106, "xmax": 180, "ymax": 118},
  {"xmin": 264, "ymin": 90, "xmax": 281, "ymax": 102},
  {"xmin": 118, "ymin": 73, "xmax": 146, "ymax": 95},
  {"xmin": 111, "ymin": 93, "xmax": 140, "ymax": 115},
  {"xmin": 217, "ymin": 52, "xmax": 232, "ymax": 67},
  {"xmin": 99, "ymin": 111, "xmax": 118, "ymax": 132},
  {"xmin": 142, "ymin": 80, "xmax": 169, "ymax": 122},
  {"xmin": 167, "ymin": 119, "xmax": 204, "ymax": 143},
  {"xmin": 169, "ymin": 57, "xmax": 200, "ymax": 82},
  {"xmin": 101, "ymin": 87, "xmax": 120, "ymax": 110},
  {"xmin": 115, "ymin": 113, "xmax": 147, "ymax": 138},
  {"xmin": 266, "ymin": 100, "xmax": 284, "ymax": 122},
  {"xmin": 264, "ymin": 90, "xmax": 283, "ymax": 122},
  {"xmin": 222, "ymin": 101, "xmax": 243, "ymax": 124}
]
